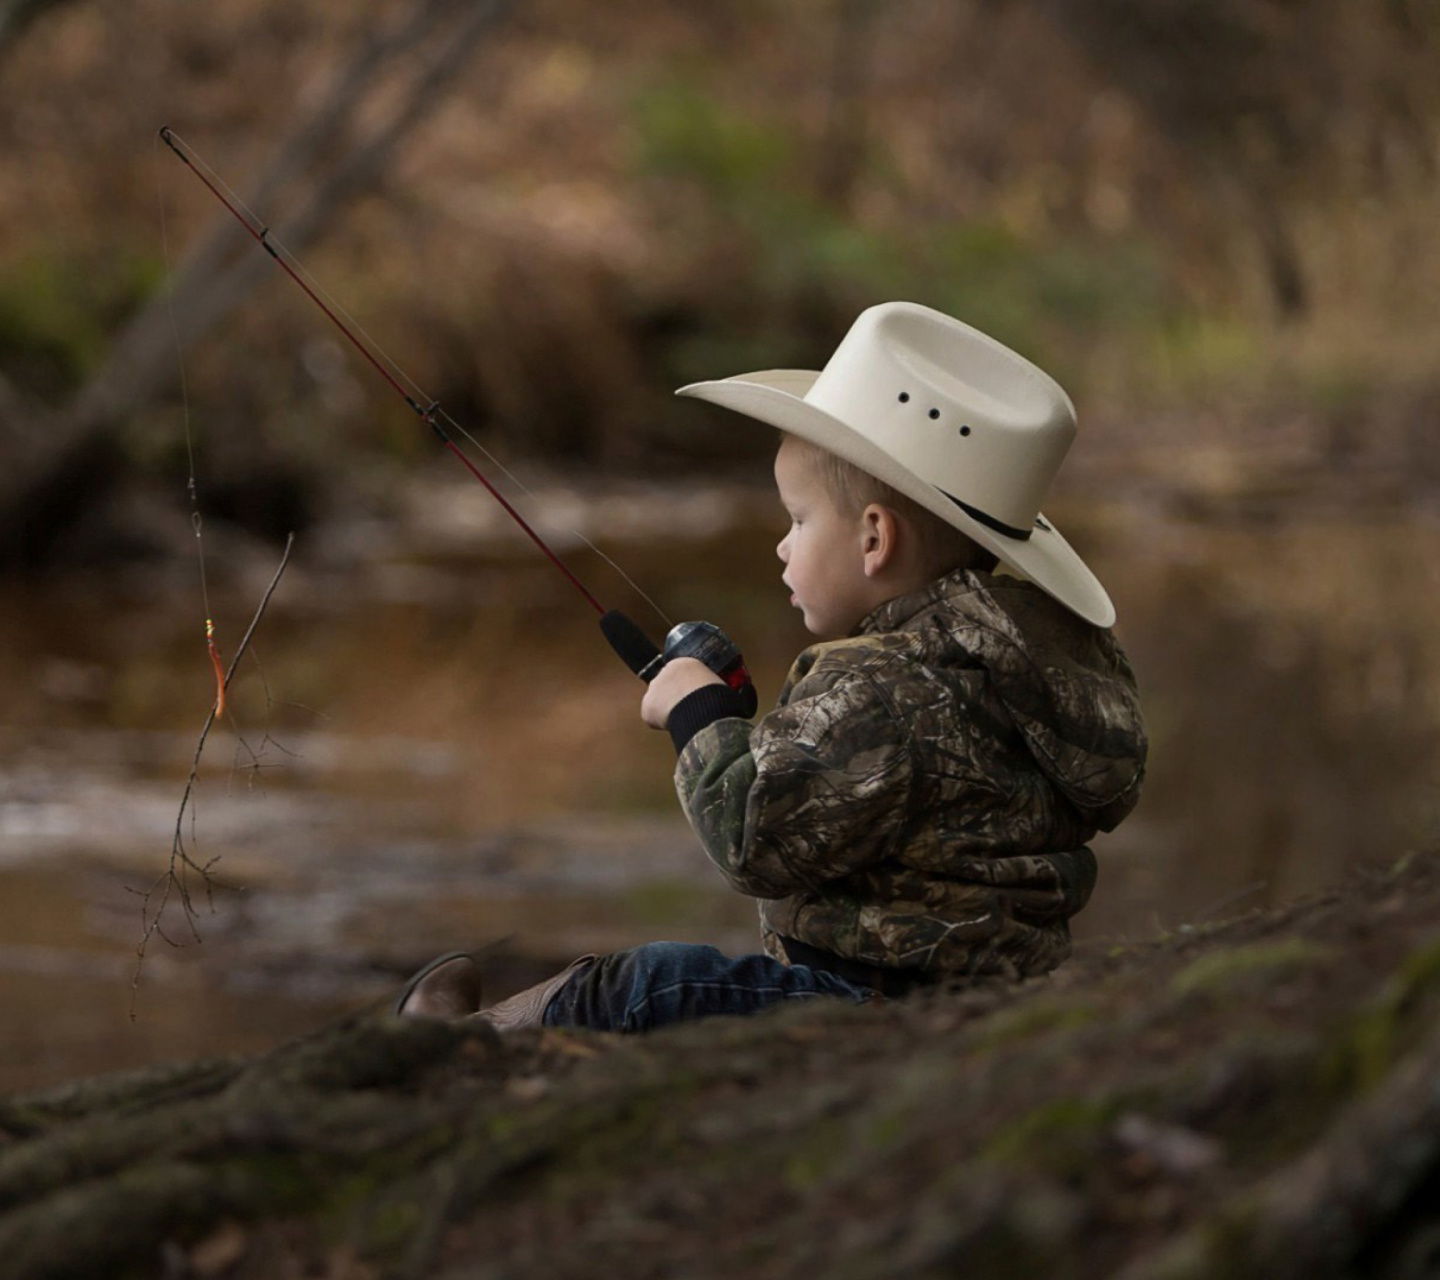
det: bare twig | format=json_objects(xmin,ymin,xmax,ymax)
[{"xmin": 130, "ymin": 533, "xmax": 295, "ymax": 1013}]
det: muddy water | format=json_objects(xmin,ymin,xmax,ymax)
[{"xmin": 1, "ymin": 478, "xmax": 1437, "ymax": 1093}]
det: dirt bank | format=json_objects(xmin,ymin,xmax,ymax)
[{"xmin": 1, "ymin": 847, "xmax": 1438, "ymax": 1278}]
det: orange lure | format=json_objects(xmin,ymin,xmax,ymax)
[{"xmin": 206, "ymin": 618, "xmax": 226, "ymax": 718}]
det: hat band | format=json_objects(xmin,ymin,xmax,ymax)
[{"xmin": 939, "ymin": 490, "xmax": 1033, "ymax": 541}]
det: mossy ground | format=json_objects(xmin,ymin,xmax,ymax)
[{"xmin": 3, "ymin": 850, "xmax": 1440, "ymax": 1279}]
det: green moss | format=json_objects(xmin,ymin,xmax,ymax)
[
  {"xmin": 864, "ymin": 1109, "xmax": 909, "ymax": 1153},
  {"xmin": 1170, "ymin": 939, "xmax": 1333, "ymax": 1000},
  {"xmin": 1388, "ymin": 933, "xmax": 1440, "ymax": 1008},
  {"xmin": 229, "ymin": 1151, "xmax": 323, "ymax": 1208},
  {"xmin": 485, "ymin": 1109, "xmax": 527, "ymax": 1141},
  {"xmin": 1333, "ymin": 934, "xmax": 1440, "ymax": 1092},
  {"xmin": 503, "ymin": 1087, "xmax": 699, "ymax": 1201},
  {"xmin": 0, "ymin": 1102, "xmax": 55, "ymax": 1140},
  {"xmin": 971, "ymin": 998, "xmax": 1099, "ymax": 1053},
  {"xmin": 358, "ymin": 1196, "xmax": 425, "ymax": 1255},
  {"xmin": 1140, "ymin": 1202, "xmax": 1267, "ymax": 1280},
  {"xmin": 982, "ymin": 1096, "xmax": 1118, "ymax": 1177},
  {"xmin": 783, "ymin": 1116, "xmax": 852, "ymax": 1190}
]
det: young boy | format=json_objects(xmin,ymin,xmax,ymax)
[{"xmin": 396, "ymin": 302, "xmax": 1147, "ymax": 1031}]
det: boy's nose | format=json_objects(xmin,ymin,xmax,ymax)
[{"xmin": 776, "ymin": 533, "xmax": 790, "ymax": 563}]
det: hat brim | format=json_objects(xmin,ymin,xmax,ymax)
[{"xmin": 678, "ymin": 370, "xmax": 1115, "ymax": 628}]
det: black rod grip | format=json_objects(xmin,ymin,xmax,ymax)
[{"xmin": 600, "ymin": 609, "xmax": 665, "ymax": 683}]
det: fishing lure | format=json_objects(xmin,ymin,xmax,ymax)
[{"xmin": 206, "ymin": 617, "xmax": 226, "ymax": 718}]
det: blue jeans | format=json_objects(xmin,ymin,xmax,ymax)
[{"xmin": 542, "ymin": 942, "xmax": 877, "ymax": 1034}]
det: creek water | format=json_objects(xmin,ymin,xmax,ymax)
[{"xmin": 1, "ymin": 474, "xmax": 1436, "ymax": 1093}]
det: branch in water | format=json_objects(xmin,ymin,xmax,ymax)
[{"xmin": 131, "ymin": 533, "xmax": 296, "ymax": 1014}]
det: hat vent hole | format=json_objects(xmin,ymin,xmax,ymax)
[
  {"xmin": 897, "ymin": 392, "xmax": 910, "ymax": 403},
  {"xmin": 928, "ymin": 408, "xmax": 940, "ymax": 420},
  {"xmin": 959, "ymin": 425, "xmax": 972, "ymax": 437}
]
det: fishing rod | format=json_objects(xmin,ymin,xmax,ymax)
[{"xmin": 158, "ymin": 126, "xmax": 755, "ymax": 709}]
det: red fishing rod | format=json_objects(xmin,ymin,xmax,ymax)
[{"xmin": 158, "ymin": 126, "xmax": 755, "ymax": 707}]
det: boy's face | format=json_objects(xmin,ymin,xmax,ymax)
[{"xmin": 773, "ymin": 437, "xmax": 876, "ymax": 639}]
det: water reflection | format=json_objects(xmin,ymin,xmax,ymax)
[{"xmin": 1, "ymin": 487, "xmax": 1436, "ymax": 1092}]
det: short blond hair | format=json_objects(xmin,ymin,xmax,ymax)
[{"xmin": 785, "ymin": 437, "xmax": 997, "ymax": 580}]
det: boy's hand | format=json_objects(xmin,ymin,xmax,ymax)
[{"xmin": 641, "ymin": 657, "xmax": 724, "ymax": 730}]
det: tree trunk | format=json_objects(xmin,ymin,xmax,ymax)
[{"xmin": 0, "ymin": 0, "xmax": 514, "ymax": 570}]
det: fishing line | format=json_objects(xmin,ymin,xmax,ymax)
[
  {"xmin": 154, "ymin": 131, "xmax": 227, "ymax": 720},
  {"xmin": 231, "ymin": 185, "xmax": 668, "ymax": 620},
  {"xmin": 270, "ymin": 172, "xmax": 670, "ymax": 625},
  {"xmin": 430, "ymin": 406, "xmax": 674, "ymax": 630},
  {"xmin": 160, "ymin": 127, "xmax": 670, "ymax": 628},
  {"xmin": 226, "ymin": 190, "xmax": 668, "ymax": 623}
]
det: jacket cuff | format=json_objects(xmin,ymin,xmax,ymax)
[{"xmin": 668, "ymin": 684, "xmax": 753, "ymax": 753}]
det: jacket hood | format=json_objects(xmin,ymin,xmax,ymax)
[{"xmin": 865, "ymin": 570, "xmax": 1147, "ymax": 830}]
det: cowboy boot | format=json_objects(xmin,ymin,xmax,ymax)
[
  {"xmin": 394, "ymin": 952, "xmax": 483, "ymax": 1019},
  {"xmin": 473, "ymin": 955, "xmax": 595, "ymax": 1032}
]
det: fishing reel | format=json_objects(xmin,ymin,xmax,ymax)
[{"xmin": 601, "ymin": 612, "xmax": 758, "ymax": 718}]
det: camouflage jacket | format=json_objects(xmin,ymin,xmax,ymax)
[{"xmin": 674, "ymin": 569, "xmax": 1147, "ymax": 977}]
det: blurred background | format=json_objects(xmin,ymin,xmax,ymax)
[{"xmin": 0, "ymin": 0, "xmax": 1437, "ymax": 1092}]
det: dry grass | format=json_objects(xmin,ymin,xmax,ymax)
[{"xmin": 1, "ymin": 0, "xmax": 1436, "ymax": 468}]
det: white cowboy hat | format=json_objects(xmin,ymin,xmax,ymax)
[{"xmin": 676, "ymin": 300, "xmax": 1114, "ymax": 627}]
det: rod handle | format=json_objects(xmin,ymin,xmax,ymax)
[{"xmin": 600, "ymin": 610, "xmax": 665, "ymax": 683}]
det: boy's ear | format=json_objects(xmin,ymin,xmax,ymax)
[{"xmin": 860, "ymin": 504, "xmax": 898, "ymax": 578}]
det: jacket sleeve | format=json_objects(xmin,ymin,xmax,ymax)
[{"xmin": 674, "ymin": 663, "xmax": 915, "ymax": 899}]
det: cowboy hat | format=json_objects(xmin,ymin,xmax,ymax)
[{"xmin": 676, "ymin": 301, "xmax": 1115, "ymax": 627}]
